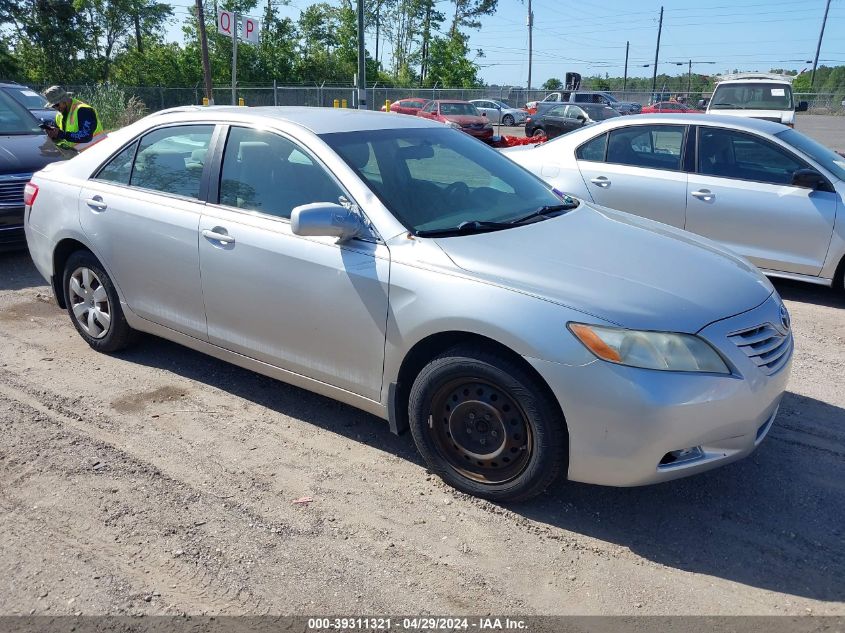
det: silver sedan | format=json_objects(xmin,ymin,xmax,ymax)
[
  {"xmin": 503, "ymin": 113, "xmax": 845, "ymax": 293},
  {"xmin": 25, "ymin": 107, "xmax": 791, "ymax": 501},
  {"xmin": 469, "ymin": 99, "xmax": 527, "ymax": 126}
]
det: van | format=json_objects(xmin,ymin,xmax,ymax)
[{"xmin": 706, "ymin": 73, "xmax": 808, "ymax": 127}]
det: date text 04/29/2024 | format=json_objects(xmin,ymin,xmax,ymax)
[{"xmin": 307, "ymin": 617, "xmax": 529, "ymax": 631}]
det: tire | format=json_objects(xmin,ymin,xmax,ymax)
[
  {"xmin": 531, "ymin": 128, "xmax": 547, "ymax": 138},
  {"xmin": 63, "ymin": 250, "xmax": 136, "ymax": 353},
  {"xmin": 502, "ymin": 114, "xmax": 515, "ymax": 126},
  {"xmin": 408, "ymin": 345, "xmax": 567, "ymax": 502}
]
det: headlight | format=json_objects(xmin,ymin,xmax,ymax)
[
  {"xmin": 483, "ymin": 121, "xmax": 493, "ymax": 129},
  {"xmin": 445, "ymin": 120, "xmax": 461, "ymax": 129},
  {"xmin": 568, "ymin": 323, "xmax": 730, "ymax": 373}
]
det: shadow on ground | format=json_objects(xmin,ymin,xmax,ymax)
[
  {"xmin": 0, "ymin": 251, "xmax": 46, "ymax": 292},
  {"xmin": 120, "ymin": 333, "xmax": 845, "ymax": 604}
]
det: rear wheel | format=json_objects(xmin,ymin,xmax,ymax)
[
  {"xmin": 408, "ymin": 346, "xmax": 567, "ymax": 502},
  {"xmin": 63, "ymin": 251, "xmax": 135, "ymax": 353},
  {"xmin": 502, "ymin": 114, "xmax": 515, "ymax": 126},
  {"xmin": 531, "ymin": 128, "xmax": 547, "ymax": 138}
]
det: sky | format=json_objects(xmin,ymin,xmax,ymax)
[{"xmin": 163, "ymin": 0, "xmax": 845, "ymax": 87}]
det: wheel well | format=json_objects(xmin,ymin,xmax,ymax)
[
  {"xmin": 834, "ymin": 253, "xmax": 845, "ymax": 291},
  {"xmin": 52, "ymin": 239, "xmax": 92, "ymax": 308},
  {"xmin": 392, "ymin": 332, "xmax": 568, "ymax": 444}
]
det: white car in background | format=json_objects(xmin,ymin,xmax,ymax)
[
  {"xmin": 468, "ymin": 99, "xmax": 527, "ymax": 126},
  {"xmin": 504, "ymin": 113, "xmax": 845, "ymax": 293},
  {"xmin": 706, "ymin": 73, "xmax": 808, "ymax": 127}
]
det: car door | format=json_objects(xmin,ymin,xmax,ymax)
[
  {"xmin": 564, "ymin": 106, "xmax": 589, "ymax": 132},
  {"xmin": 78, "ymin": 124, "xmax": 216, "ymax": 339},
  {"xmin": 575, "ymin": 124, "xmax": 689, "ymax": 228},
  {"xmin": 685, "ymin": 126, "xmax": 837, "ymax": 276},
  {"xmin": 472, "ymin": 101, "xmax": 493, "ymax": 122},
  {"xmin": 541, "ymin": 105, "xmax": 569, "ymax": 138},
  {"xmin": 197, "ymin": 125, "xmax": 390, "ymax": 400}
]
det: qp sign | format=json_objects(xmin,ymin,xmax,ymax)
[
  {"xmin": 217, "ymin": 9, "xmax": 234, "ymax": 37},
  {"xmin": 242, "ymin": 16, "xmax": 260, "ymax": 44}
]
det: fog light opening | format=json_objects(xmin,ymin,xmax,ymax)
[{"xmin": 659, "ymin": 446, "xmax": 704, "ymax": 468}]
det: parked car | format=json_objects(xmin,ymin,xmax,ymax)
[
  {"xmin": 381, "ymin": 98, "xmax": 428, "ymax": 116},
  {"xmin": 503, "ymin": 113, "xmax": 845, "ymax": 292},
  {"xmin": 526, "ymin": 91, "xmax": 641, "ymax": 115},
  {"xmin": 707, "ymin": 73, "xmax": 808, "ymax": 127},
  {"xmin": 26, "ymin": 107, "xmax": 790, "ymax": 501},
  {"xmin": 416, "ymin": 99, "xmax": 493, "ymax": 140},
  {"xmin": 468, "ymin": 99, "xmax": 527, "ymax": 126},
  {"xmin": 0, "ymin": 89, "xmax": 65, "ymax": 250},
  {"xmin": 525, "ymin": 103, "xmax": 621, "ymax": 139},
  {"xmin": 1, "ymin": 81, "xmax": 56, "ymax": 122},
  {"xmin": 641, "ymin": 101, "xmax": 704, "ymax": 114}
]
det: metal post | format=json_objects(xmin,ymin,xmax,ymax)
[
  {"xmin": 651, "ymin": 6, "xmax": 663, "ymax": 96},
  {"xmin": 687, "ymin": 60, "xmax": 692, "ymax": 97},
  {"xmin": 196, "ymin": 0, "xmax": 214, "ymax": 104},
  {"xmin": 622, "ymin": 41, "xmax": 629, "ymax": 98},
  {"xmin": 357, "ymin": 0, "xmax": 367, "ymax": 109},
  {"xmin": 231, "ymin": 11, "xmax": 238, "ymax": 106},
  {"xmin": 527, "ymin": 0, "xmax": 533, "ymax": 90},
  {"xmin": 273, "ymin": 79, "xmax": 278, "ymax": 106},
  {"xmin": 811, "ymin": 0, "xmax": 831, "ymax": 87}
]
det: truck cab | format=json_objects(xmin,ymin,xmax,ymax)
[{"xmin": 706, "ymin": 73, "xmax": 808, "ymax": 127}]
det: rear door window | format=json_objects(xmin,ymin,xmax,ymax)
[
  {"xmin": 606, "ymin": 125, "xmax": 685, "ymax": 171},
  {"xmin": 94, "ymin": 141, "xmax": 139, "ymax": 185},
  {"xmin": 129, "ymin": 125, "xmax": 214, "ymax": 199},
  {"xmin": 576, "ymin": 133, "xmax": 608, "ymax": 162}
]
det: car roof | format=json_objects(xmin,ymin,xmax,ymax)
[
  {"xmin": 147, "ymin": 105, "xmax": 444, "ymax": 133},
  {"xmin": 581, "ymin": 113, "xmax": 788, "ymax": 134}
]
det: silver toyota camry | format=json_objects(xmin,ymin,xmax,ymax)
[
  {"xmin": 503, "ymin": 113, "xmax": 845, "ymax": 294},
  {"xmin": 24, "ymin": 107, "xmax": 792, "ymax": 501}
]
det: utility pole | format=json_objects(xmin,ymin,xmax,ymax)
[
  {"xmin": 231, "ymin": 10, "xmax": 238, "ymax": 105},
  {"xmin": 421, "ymin": 2, "xmax": 432, "ymax": 84},
  {"xmin": 811, "ymin": 0, "xmax": 831, "ymax": 87},
  {"xmin": 527, "ymin": 0, "xmax": 533, "ymax": 90},
  {"xmin": 195, "ymin": 0, "xmax": 213, "ymax": 104},
  {"xmin": 651, "ymin": 6, "xmax": 663, "ymax": 96},
  {"xmin": 375, "ymin": 1, "xmax": 380, "ymax": 68},
  {"xmin": 622, "ymin": 41, "xmax": 629, "ymax": 97},
  {"xmin": 357, "ymin": 0, "xmax": 367, "ymax": 109}
]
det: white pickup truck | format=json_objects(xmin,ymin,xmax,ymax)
[{"xmin": 705, "ymin": 73, "xmax": 808, "ymax": 127}]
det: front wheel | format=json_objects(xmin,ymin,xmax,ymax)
[
  {"xmin": 502, "ymin": 114, "xmax": 515, "ymax": 126},
  {"xmin": 63, "ymin": 250, "xmax": 136, "ymax": 353},
  {"xmin": 408, "ymin": 346, "xmax": 567, "ymax": 502},
  {"xmin": 531, "ymin": 128, "xmax": 547, "ymax": 138}
]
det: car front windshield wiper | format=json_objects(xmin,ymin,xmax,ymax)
[
  {"xmin": 507, "ymin": 202, "xmax": 578, "ymax": 225},
  {"xmin": 415, "ymin": 219, "xmax": 514, "ymax": 237},
  {"xmin": 712, "ymin": 103, "xmax": 744, "ymax": 109}
]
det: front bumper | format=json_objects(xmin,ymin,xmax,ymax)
[
  {"xmin": 464, "ymin": 127, "xmax": 494, "ymax": 140},
  {"xmin": 526, "ymin": 294, "xmax": 792, "ymax": 486}
]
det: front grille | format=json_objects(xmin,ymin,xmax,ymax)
[
  {"xmin": 0, "ymin": 175, "xmax": 31, "ymax": 207},
  {"xmin": 728, "ymin": 323, "xmax": 792, "ymax": 375}
]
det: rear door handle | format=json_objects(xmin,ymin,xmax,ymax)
[
  {"xmin": 202, "ymin": 228, "xmax": 235, "ymax": 244},
  {"xmin": 590, "ymin": 176, "xmax": 611, "ymax": 188},
  {"xmin": 85, "ymin": 196, "xmax": 107, "ymax": 211},
  {"xmin": 691, "ymin": 189, "xmax": 715, "ymax": 201}
]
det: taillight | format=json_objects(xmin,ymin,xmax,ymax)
[
  {"xmin": 526, "ymin": 117, "xmax": 532, "ymax": 123},
  {"xmin": 24, "ymin": 182, "xmax": 39, "ymax": 207}
]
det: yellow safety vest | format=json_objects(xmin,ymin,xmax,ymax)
[{"xmin": 55, "ymin": 99, "xmax": 105, "ymax": 151}]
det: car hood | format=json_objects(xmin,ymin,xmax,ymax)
[
  {"xmin": 707, "ymin": 109, "xmax": 789, "ymax": 123},
  {"xmin": 434, "ymin": 204, "xmax": 773, "ymax": 333},
  {"xmin": 0, "ymin": 133, "xmax": 64, "ymax": 174},
  {"xmin": 443, "ymin": 114, "xmax": 488, "ymax": 126}
]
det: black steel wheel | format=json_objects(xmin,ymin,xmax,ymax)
[{"xmin": 409, "ymin": 345, "xmax": 567, "ymax": 502}]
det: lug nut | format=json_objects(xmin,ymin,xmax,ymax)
[{"xmin": 479, "ymin": 438, "xmax": 487, "ymax": 446}]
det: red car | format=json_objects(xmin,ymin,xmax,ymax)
[
  {"xmin": 416, "ymin": 99, "xmax": 494, "ymax": 140},
  {"xmin": 640, "ymin": 101, "xmax": 704, "ymax": 114},
  {"xmin": 381, "ymin": 98, "xmax": 428, "ymax": 115}
]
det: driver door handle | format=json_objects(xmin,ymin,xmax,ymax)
[
  {"xmin": 691, "ymin": 189, "xmax": 715, "ymax": 201},
  {"xmin": 202, "ymin": 228, "xmax": 235, "ymax": 244},
  {"xmin": 590, "ymin": 176, "xmax": 611, "ymax": 188}
]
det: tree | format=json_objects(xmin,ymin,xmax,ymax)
[
  {"xmin": 424, "ymin": 30, "xmax": 480, "ymax": 88},
  {"xmin": 449, "ymin": 0, "xmax": 496, "ymax": 35},
  {"xmin": 541, "ymin": 77, "xmax": 562, "ymax": 90}
]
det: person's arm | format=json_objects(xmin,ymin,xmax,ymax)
[{"xmin": 56, "ymin": 108, "xmax": 97, "ymax": 144}]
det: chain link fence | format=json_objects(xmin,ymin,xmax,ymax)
[{"xmin": 50, "ymin": 83, "xmax": 844, "ymax": 114}]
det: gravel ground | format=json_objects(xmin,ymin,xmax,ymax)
[
  {"xmin": 1, "ymin": 114, "xmax": 844, "ymax": 617},
  {"xmin": 0, "ymin": 250, "xmax": 843, "ymax": 617}
]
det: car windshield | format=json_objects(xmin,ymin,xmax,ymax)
[
  {"xmin": 439, "ymin": 102, "xmax": 479, "ymax": 116},
  {"xmin": 492, "ymin": 101, "xmax": 511, "ymax": 109},
  {"xmin": 777, "ymin": 128, "xmax": 845, "ymax": 181},
  {"xmin": 586, "ymin": 106, "xmax": 621, "ymax": 120},
  {"xmin": 710, "ymin": 82, "xmax": 793, "ymax": 111},
  {"xmin": 602, "ymin": 93, "xmax": 619, "ymax": 103},
  {"xmin": 0, "ymin": 90, "xmax": 41, "ymax": 135},
  {"xmin": 322, "ymin": 127, "xmax": 565, "ymax": 234},
  {"xmin": 5, "ymin": 86, "xmax": 50, "ymax": 110}
]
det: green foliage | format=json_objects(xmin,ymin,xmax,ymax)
[
  {"xmin": 541, "ymin": 78, "xmax": 562, "ymax": 90},
  {"xmin": 78, "ymin": 83, "xmax": 147, "ymax": 130},
  {"xmin": 424, "ymin": 31, "xmax": 481, "ymax": 88}
]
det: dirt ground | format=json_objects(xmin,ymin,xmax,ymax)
[{"xmin": 1, "ymin": 249, "xmax": 843, "ymax": 618}]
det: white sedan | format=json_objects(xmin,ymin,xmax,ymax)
[{"xmin": 503, "ymin": 113, "xmax": 845, "ymax": 293}]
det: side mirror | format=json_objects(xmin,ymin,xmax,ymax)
[
  {"xmin": 796, "ymin": 101, "xmax": 809, "ymax": 112},
  {"xmin": 791, "ymin": 168, "xmax": 826, "ymax": 190},
  {"xmin": 291, "ymin": 202, "xmax": 363, "ymax": 242},
  {"xmin": 481, "ymin": 111, "xmax": 487, "ymax": 117},
  {"xmin": 576, "ymin": 115, "xmax": 586, "ymax": 123}
]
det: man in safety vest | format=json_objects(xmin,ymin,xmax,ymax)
[{"xmin": 41, "ymin": 85, "xmax": 106, "ymax": 152}]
